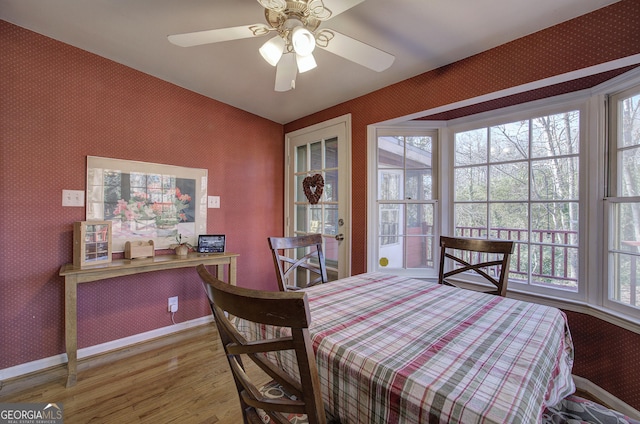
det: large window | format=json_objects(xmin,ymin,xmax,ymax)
[
  {"xmin": 374, "ymin": 129, "xmax": 437, "ymax": 272},
  {"xmin": 452, "ymin": 109, "xmax": 581, "ymax": 292},
  {"xmin": 368, "ymin": 68, "xmax": 640, "ymax": 325},
  {"xmin": 607, "ymin": 85, "xmax": 640, "ymax": 312}
]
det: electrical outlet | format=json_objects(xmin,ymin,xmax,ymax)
[
  {"xmin": 208, "ymin": 196, "xmax": 220, "ymax": 208},
  {"xmin": 168, "ymin": 296, "xmax": 178, "ymax": 313},
  {"xmin": 62, "ymin": 189, "xmax": 85, "ymax": 207}
]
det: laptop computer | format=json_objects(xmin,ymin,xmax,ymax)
[{"xmin": 197, "ymin": 234, "xmax": 226, "ymax": 254}]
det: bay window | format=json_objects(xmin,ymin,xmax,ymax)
[{"xmin": 368, "ymin": 67, "xmax": 640, "ymax": 325}]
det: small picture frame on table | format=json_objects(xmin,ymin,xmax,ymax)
[{"xmin": 197, "ymin": 234, "xmax": 226, "ymax": 254}]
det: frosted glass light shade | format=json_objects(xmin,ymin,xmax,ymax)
[
  {"xmin": 296, "ymin": 53, "xmax": 317, "ymax": 73},
  {"xmin": 259, "ymin": 36, "xmax": 285, "ymax": 66},
  {"xmin": 291, "ymin": 26, "xmax": 316, "ymax": 56}
]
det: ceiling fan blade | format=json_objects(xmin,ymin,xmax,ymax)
[
  {"xmin": 316, "ymin": 29, "xmax": 394, "ymax": 72},
  {"xmin": 275, "ymin": 53, "xmax": 297, "ymax": 92},
  {"xmin": 168, "ymin": 24, "xmax": 270, "ymax": 47},
  {"xmin": 311, "ymin": 0, "xmax": 366, "ymax": 20}
]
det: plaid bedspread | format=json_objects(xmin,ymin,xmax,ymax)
[{"xmin": 236, "ymin": 272, "xmax": 575, "ymax": 424}]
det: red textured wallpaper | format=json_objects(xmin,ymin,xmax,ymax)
[
  {"xmin": 0, "ymin": 21, "xmax": 284, "ymax": 368},
  {"xmin": 419, "ymin": 65, "xmax": 640, "ymax": 121},
  {"xmin": 283, "ymin": 0, "xmax": 640, "ymax": 410},
  {"xmin": 3, "ymin": 0, "xmax": 640, "ymax": 410},
  {"xmin": 564, "ymin": 311, "xmax": 640, "ymax": 410}
]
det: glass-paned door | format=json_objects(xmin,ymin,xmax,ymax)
[{"xmin": 286, "ymin": 117, "xmax": 351, "ymax": 282}]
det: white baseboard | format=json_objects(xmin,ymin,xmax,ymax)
[
  {"xmin": 0, "ymin": 316, "xmax": 213, "ymax": 381},
  {"xmin": 573, "ymin": 375, "xmax": 640, "ymax": 419}
]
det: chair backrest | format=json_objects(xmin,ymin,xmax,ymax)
[
  {"xmin": 197, "ymin": 264, "xmax": 326, "ymax": 424},
  {"xmin": 438, "ymin": 236, "xmax": 515, "ymax": 297},
  {"xmin": 268, "ymin": 234, "xmax": 328, "ymax": 292}
]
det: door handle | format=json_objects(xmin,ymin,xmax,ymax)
[{"xmin": 335, "ymin": 233, "xmax": 344, "ymax": 241}]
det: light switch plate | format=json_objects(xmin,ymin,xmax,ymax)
[
  {"xmin": 208, "ymin": 196, "xmax": 220, "ymax": 208},
  {"xmin": 62, "ymin": 189, "xmax": 85, "ymax": 207}
]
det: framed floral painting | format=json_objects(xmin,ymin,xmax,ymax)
[{"xmin": 86, "ymin": 156, "xmax": 207, "ymax": 252}]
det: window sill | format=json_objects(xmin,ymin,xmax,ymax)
[
  {"xmin": 384, "ymin": 273, "xmax": 640, "ymax": 334},
  {"xmin": 507, "ymin": 289, "xmax": 640, "ymax": 336},
  {"xmin": 423, "ymin": 275, "xmax": 640, "ymax": 334}
]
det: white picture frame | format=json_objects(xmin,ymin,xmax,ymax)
[{"xmin": 86, "ymin": 156, "xmax": 207, "ymax": 252}]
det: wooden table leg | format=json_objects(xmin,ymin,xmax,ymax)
[
  {"xmin": 65, "ymin": 276, "xmax": 78, "ymax": 387},
  {"xmin": 229, "ymin": 257, "xmax": 237, "ymax": 286},
  {"xmin": 216, "ymin": 262, "xmax": 225, "ymax": 282},
  {"xmin": 215, "ymin": 257, "xmax": 236, "ymax": 286}
]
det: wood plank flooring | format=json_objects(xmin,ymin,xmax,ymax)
[
  {"xmin": 0, "ymin": 323, "xmax": 611, "ymax": 423},
  {"xmin": 0, "ymin": 324, "xmax": 257, "ymax": 423}
]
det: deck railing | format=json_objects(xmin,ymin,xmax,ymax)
[{"xmin": 454, "ymin": 226, "xmax": 579, "ymax": 286}]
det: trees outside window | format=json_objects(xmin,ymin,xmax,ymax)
[
  {"xmin": 608, "ymin": 87, "xmax": 640, "ymax": 311},
  {"xmin": 453, "ymin": 110, "xmax": 580, "ymax": 290},
  {"xmin": 368, "ymin": 69, "xmax": 640, "ymax": 324}
]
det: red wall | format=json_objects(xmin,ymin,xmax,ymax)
[
  {"xmin": 2, "ymin": 0, "xmax": 640, "ymax": 410},
  {"xmin": 284, "ymin": 0, "xmax": 640, "ymax": 410},
  {"xmin": 566, "ymin": 311, "xmax": 640, "ymax": 410},
  {"xmin": 0, "ymin": 21, "xmax": 284, "ymax": 368}
]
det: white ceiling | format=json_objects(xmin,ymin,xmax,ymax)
[{"xmin": 1, "ymin": 0, "xmax": 619, "ymax": 124}]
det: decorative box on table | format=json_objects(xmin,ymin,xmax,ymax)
[
  {"xmin": 73, "ymin": 220, "xmax": 112, "ymax": 268},
  {"xmin": 124, "ymin": 240, "xmax": 155, "ymax": 259}
]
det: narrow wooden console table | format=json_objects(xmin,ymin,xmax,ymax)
[{"xmin": 59, "ymin": 252, "xmax": 238, "ymax": 387}]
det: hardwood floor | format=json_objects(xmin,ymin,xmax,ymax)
[
  {"xmin": 0, "ymin": 324, "xmax": 255, "ymax": 423},
  {"xmin": 1, "ymin": 323, "xmax": 613, "ymax": 423}
]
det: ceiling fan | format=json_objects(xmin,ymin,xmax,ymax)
[{"xmin": 167, "ymin": 0, "xmax": 395, "ymax": 92}]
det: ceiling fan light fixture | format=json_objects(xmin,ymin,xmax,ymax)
[
  {"xmin": 168, "ymin": 0, "xmax": 396, "ymax": 92},
  {"xmin": 291, "ymin": 26, "xmax": 316, "ymax": 56},
  {"xmin": 259, "ymin": 35, "xmax": 285, "ymax": 66},
  {"xmin": 296, "ymin": 52, "xmax": 317, "ymax": 73},
  {"xmin": 257, "ymin": 0, "xmax": 286, "ymax": 13}
]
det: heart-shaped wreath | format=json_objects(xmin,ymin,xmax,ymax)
[{"xmin": 302, "ymin": 174, "xmax": 324, "ymax": 204}]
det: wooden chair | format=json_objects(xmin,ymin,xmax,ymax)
[
  {"xmin": 197, "ymin": 264, "xmax": 327, "ymax": 424},
  {"xmin": 438, "ymin": 236, "xmax": 515, "ymax": 297},
  {"xmin": 268, "ymin": 234, "xmax": 328, "ymax": 292}
]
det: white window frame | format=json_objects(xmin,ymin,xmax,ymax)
[
  {"xmin": 367, "ymin": 66, "xmax": 640, "ymax": 330},
  {"xmin": 603, "ymin": 80, "xmax": 640, "ymax": 317},
  {"xmin": 367, "ymin": 123, "xmax": 442, "ymax": 278},
  {"xmin": 446, "ymin": 98, "xmax": 587, "ymax": 302}
]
